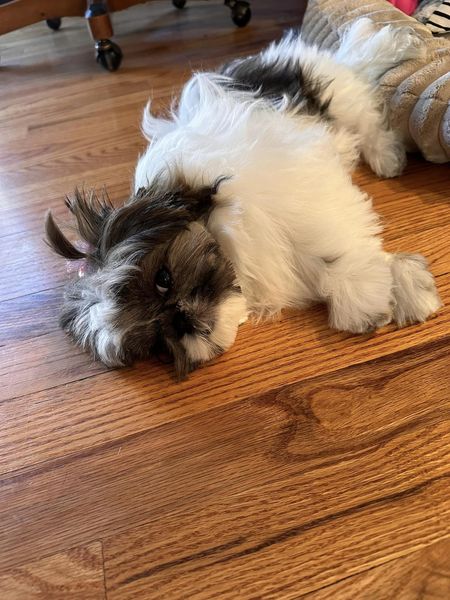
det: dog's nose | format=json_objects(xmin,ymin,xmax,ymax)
[{"xmin": 173, "ymin": 311, "xmax": 195, "ymax": 338}]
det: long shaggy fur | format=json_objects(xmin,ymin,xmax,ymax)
[{"xmin": 46, "ymin": 19, "xmax": 441, "ymax": 378}]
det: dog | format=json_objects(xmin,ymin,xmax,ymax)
[{"xmin": 45, "ymin": 18, "xmax": 441, "ymax": 379}]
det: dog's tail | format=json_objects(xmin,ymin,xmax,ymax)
[{"xmin": 333, "ymin": 18, "xmax": 426, "ymax": 83}]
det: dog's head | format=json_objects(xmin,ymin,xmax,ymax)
[{"xmin": 45, "ymin": 182, "xmax": 245, "ymax": 379}]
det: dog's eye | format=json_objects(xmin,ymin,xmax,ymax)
[{"xmin": 155, "ymin": 268, "xmax": 172, "ymax": 295}]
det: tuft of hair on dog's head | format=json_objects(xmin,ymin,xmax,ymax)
[{"xmin": 45, "ymin": 180, "xmax": 245, "ymax": 380}]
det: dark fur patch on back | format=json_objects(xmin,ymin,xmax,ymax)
[{"xmin": 221, "ymin": 43, "xmax": 332, "ymax": 117}]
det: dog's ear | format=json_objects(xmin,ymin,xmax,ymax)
[
  {"xmin": 45, "ymin": 210, "xmax": 86, "ymax": 260},
  {"xmin": 173, "ymin": 176, "xmax": 229, "ymax": 219},
  {"xmin": 65, "ymin": 188, "xmax": 113, "ymax": 247},
  {"xmin": 99, "ymin": 196, "xmax": 191, "ymax": 257},
  {"xmin": 45, "ymin": 188, "xmax": 113, "ymax": 261},
  {"xmin": 136, "ymin": 176, "xmax": 229, "ymax": 221}
]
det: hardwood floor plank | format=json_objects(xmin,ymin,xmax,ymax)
[
  {"xmin": 383, "ymin": 223, "xmax": 449, "ymax": 272},
  {"xmin": 0, "ymin": 132, "xmax": 143, "ymax": 190},
  {"xmin": 1, "ymin": 339, "xmax": 448, "ymax": 581},
  {"xmin": 0, "ymin": 541, "xmax": 106, "ymax": 600},
  {"xmin": 103, "ymin": 509, "xmax": 450, "ymax": 599},
  {"xmin": 367, "ymin": 164, "xmax": 450, "ymax": 241},
  {"xmin": 0, "ymin": 231, "xmax": 67, "ymax": 302},
  {"xmin": 0, "ymin": 330, "xmax": 107, "ymax": 403},
  {"xmin": 0, "ymin": 165, "xmax": 135, "ymax": 239},
  {"xmin": 302, "ymin": 537, "xmax": 450, "ymax": 600},
  {"xmin": 0, "ymin": 289, "xmax": 61, "ymax": 345}
]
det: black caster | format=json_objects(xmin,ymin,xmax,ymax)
[
  {"xmin": 95, "ymin": 39, "xmax": 123, "ymax": 72},
  {"xmin": 227, "ymin": 1, "xmax": 251, "ymax": 27},
  {"xmin": 46, "ymin": 18, "xmax": 62, "ymax": 31},
  {"xmin": 172, "ymin": 0, "xmax": 186, "ymax": 8}
]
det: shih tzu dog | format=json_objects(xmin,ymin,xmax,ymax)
[{"xmin": 46, "ymin": 18, "xmax": 441, "ymax": 379}]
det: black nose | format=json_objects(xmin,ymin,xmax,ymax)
[{"xmin": 173, "ymin": 311, "xmax": 195, "ymax": 338}]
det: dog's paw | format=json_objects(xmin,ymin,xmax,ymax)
[
  {"xmin": 391, "ymin": 253, "xmax": 442, "ymax": 326},
  {"xmin": 330, "ymin": 309, "xmax": 392, "ymax": 335},
  {"xmin": 366, "ymin": 130, "xmax": 407, "ymax": 179},
  {"xmin": 372, "ymin": 149, "xmax": 406, "ymax": 179}
]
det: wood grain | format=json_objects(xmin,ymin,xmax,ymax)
[
  {"xmin": 0, "ymin": 542, "xmax": 106, "ymax": 600},
  {"xmin": 0, "ymin": 231, "xmax": 67, "ymax": 302},
  {"xmin": 0, "ymin": 289, "xmax": 62, "ymax": 344},
  {"xmin": 303, "ymin": 538, "xmax": 450, "ymax": 600},
  {"xmin": 2, "ymin": 339, "xmax": 449, "ymax": 583},
  {"xmin": 99, "ymin": 339, "xmax": 450, "ymax": 599},
  {"xmin": 0, "ymin": 1, "xmax": 449, "ymax": 599}
]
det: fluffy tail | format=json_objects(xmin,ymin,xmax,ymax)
[{"xmin": 333, "ymin": 18, "xmax": 426, "ymax": 82}]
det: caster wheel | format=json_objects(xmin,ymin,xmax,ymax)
[
  {"xmin": 230, "ymin": 1, "xmax": 251, "ymax": 27},
  {"xmin": 172, "ymin": 0, "xmax": 186, "ymax": 8},
  {"xmin": 46, "ymin": 18, "xmax": 61, "ymax": 31},
  {"xmin": 95, "ymin": 40, "xmax": 123, "ymax": 72}
]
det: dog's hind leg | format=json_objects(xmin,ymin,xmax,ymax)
[
  {"xmin": 319, "ymin": 63, "xmax": 407, "ymax": 178},
  {"xmin": 330, "ymin": 18, "xmax": 426, "ymax": 178},
  {"xmin": 309, "ymin": 60, "xmax": 407, "ymax": 178}
]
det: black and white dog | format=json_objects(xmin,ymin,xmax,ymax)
[{"xmin": 46, "ymin": 19, "xmax": 441, "ymax": 378}]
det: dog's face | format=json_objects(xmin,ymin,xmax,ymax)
[{"xmin": 45, "ymin": 184, "xmax": 245, "ymax": 379}]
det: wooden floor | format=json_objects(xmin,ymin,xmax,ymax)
[{"xmin": 1, "ymin": 1, "xmax": 450, "ymax": 598}]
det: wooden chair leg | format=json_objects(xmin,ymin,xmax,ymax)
[
  {"xmin": 85, "ymin": 0, "xmax": 113, "ymax": 41},
  {"xmin": 85, "ymin": 1, "xmax": 122, "ymax": 71}
]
